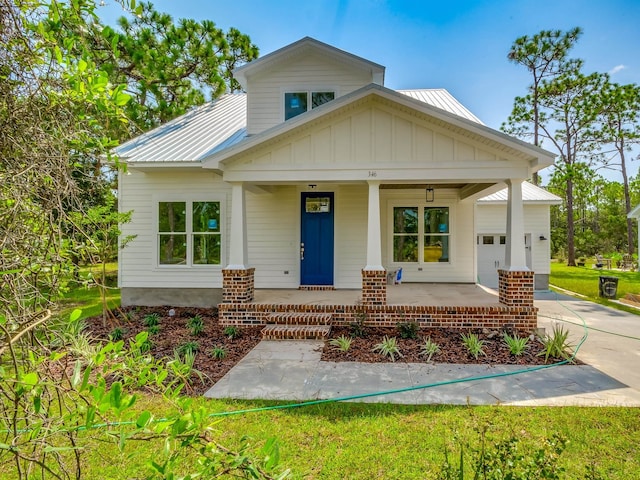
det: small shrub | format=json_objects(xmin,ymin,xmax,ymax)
[
  {"xmin": 329, "ymin": 335, "xmax": 352, "ymax": 352},
  {"xmin": 211, "ymin": 345, "xmax": 227, "ymax": 360},
  {"xmin": 420, "ymin": 337, "xmax": 441, "ymax": 362},
  {"xmin": 503, "ymin": 332, "xmax": 529, "ymax": 356},
  {"xmin": 461, "ymin": 332, "xmax": 486, "ymax": 359},
  {"xmin": 143, "ymin": 312, "xmax": 160, "ymax": 327},
  {"xmin": 372, "ymin": 336, "xmax": 402, "ymax": 362},
  {"xmin": 108, "ymin": 327, "xmax": 125, "ymax": 341},
  {"xmin": 120, "ymin": 310, "xmax": 135, "ymax": 322},
  {"xmin": 187, "ymin": 314, "xmax": 204, "ymax": 336},
  {"xmin": 176, "ymin": 340, "xmax": 199, "ymax": 356},
  {"xmin": 147, "ymin": 324, "xmax": 160, "ymax": 335},
  {"xmin": 349, "ymin": 301, "xmax": 368, "ymax": 338},
  {"xmin": 223, "ymin": 326, "xmax": 241, "ymax": 340},
  {"xmin": 538, "ymin": 324, "xmax": 573, "ymax": 363},
  {"xmin": 397, "ymin": 321, "xmax": 419, "ymax": 339}
]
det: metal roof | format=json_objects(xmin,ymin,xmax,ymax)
[
  {"xmin": 478, "ymin": 182, "xmax": 562, "ymax": 204},
  {"xmin": 114, "ymin": 93, "xmax": 247, "ymax": 163},
  {"xmin": 114, "ymin": 89, "xmax": 497, "ymax": 164},
  {"xmin": 397, "ymin": 89, "xmax": 484, "ymax": 125}
]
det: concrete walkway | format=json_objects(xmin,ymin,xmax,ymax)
[{"xmin": 205, "ymin": 292, "xmax": 640, "ymax": 406}]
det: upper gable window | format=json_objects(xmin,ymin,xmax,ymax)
[{"xmin": 284, "ymin": 91, "xmax": 335, "ymax": 120}]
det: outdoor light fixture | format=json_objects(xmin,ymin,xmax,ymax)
[
  {"xmin": 308, "ymin": 184, "xmax": 317, "ymax": 190},
  {"xmin": 425, "ymin": 185, "xmax": 434, "ymax": 203},
  {"xmin": 539, "ymin": 235, "xmax": 548, "ymax": 240}
]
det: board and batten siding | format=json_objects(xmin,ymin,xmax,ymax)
[
  {"xmin": 245, "ymin": 51, "xmax": 375, "ymax": 135},
  {"xmin": 119, "ymin": 169, "xmax": 232, "ymax": 289},
  {"xmin": 380, "ymin": 189, "xmax": 475, "ymax": 283},
  {"xmin": 226, "ymin": 100, "xmax": 524, "ymax": 182},
  {"xmin": 475, "ymin": 203, "xmax": 552, "ymax": 275}
]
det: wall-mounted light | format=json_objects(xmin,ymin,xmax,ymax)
[
  {"xmin": 308, "ymin": 184, "xmax": 317, "ymax": 190},
  {"xmin": 539, "ymin": 235, "xmax": 547, "ymax": 241},
  {"xmin": 425, "ymin": 185, "xmax": 434, "ymax": 203}
]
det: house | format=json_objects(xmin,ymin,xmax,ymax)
[
  {"xmin": 476, "ymin": 183, "xmax": 561, "ymax": 289},
  {"xmin": 116, "ymin": 37, "xmax": 557, "ymax": 332}
]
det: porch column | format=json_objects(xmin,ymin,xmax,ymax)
[
  {"xmin": 499, "ymin": 178, "xmax": 534, "ymax": 307},
  {"xmin": 222, "ymin": 182, "xmax": 254, "ymax": 304},
  {"xmin": 362, "ymin": 180, "xmax": 387, "ymax": 306}
]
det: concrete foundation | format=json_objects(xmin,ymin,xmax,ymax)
[{"xmin": 121, "ymin": 287, "xmax": 222, "ymax": 308}]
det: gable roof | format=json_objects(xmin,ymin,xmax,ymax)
[
  {"xmin": 234, "ymin": 37, "xmax": 385, "ymax": 88},
  {"xmin": 477, "ymin": 182, "xmax": 562, "ymax": 204},
  {"xmin": 203, "ymin": 83, "xmax": 556, "ymax": 170},
  {"xmin": 628, "ymin": 204, "xmax": 640, "ymax": 219},
  {"xmin": 113, "ymin": 88, "xmax": 492, "ymax": 164}
]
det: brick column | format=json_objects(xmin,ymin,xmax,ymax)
[
  {"xmin": 498, "ymin": 269, "xmax": 534, "ymax": 306},
  {"xmin": 222, "ymin": 268, "xmax": 255, "ymax": 303},
  {"xmin": 361, "ymin": 269, "xmax": 387, "ymax": 306}
]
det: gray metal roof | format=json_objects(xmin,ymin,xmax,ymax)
[
  {"xmin": 114, "ymin": 89, "xmax": 489, "ymax": 163},
  {"xmin": 478, "ymin": 182, "xmax": 562, "ymax": 204},
  {"xmin": 114, "ymin": 93, "xmax": 247, "ymax": 163},
  {"xmin": 397, "ymin": 89, "xmax": 484, "ymax": 125}
]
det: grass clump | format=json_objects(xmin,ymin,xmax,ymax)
[
  {"xmin": 461, "ymin": 332, "xmax": 485, "ymax": 359},
  {"xmin": 329, "ymin": 335, "xmax": 352, "ymax": 352},
  {"xmin": 538, "ymin": 325, "xmax": 573, "ymax": 363},
  {"xmin": 420, "ymin": 337, "xmax": 441, "ymax": 362},
  {"xmin": 223, "ymin": 326, "xmax": 241, "ymax": 340},
  {"xmin": 372, "ymin": 336, "xmax": 402, "ymax": 362},
  {"xmin": 210, "ymin": 345, "xmax": 227, "ymax": 360},
  {"xmin": 176, "ymin": 340, "xmax": 199, "ymax": 356},
  {"xmin": 503, "ymin": 332, "xmax": 529, "ymax": 356},
  {"xmin": 143, "ymin": 312, "xmax": 160, "ymax": 328},
  {"xmin": 187, "ymin": 314, "xmax": 204, "ymax": 336}
]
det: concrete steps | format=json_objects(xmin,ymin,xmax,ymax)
[{"xmin": 261, "ymin": 312, "xmax": 332, "ymax": 340}]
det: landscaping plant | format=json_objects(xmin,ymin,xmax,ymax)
[
  {"xmin": 329, "ymin": 335, "xmax": 353, "ymax": 352},
  {"xmin": 420, "ymin": 337, "xmax": 441, "ymax": 362},
  {"xmin": 461, "ymin": 332, "xmax": 486, "ymax": 359},
  {"xmin": 538, "ymin": 324, "xmax": 574, "ymax": 363},
  {"xmin": 502, "ymin": 332, "xmax": 529, "ymax": 356},
  {"xmin": 223, "ymin": 326, "xmax": 241, "ymax": 340},
  {"xmin": 143, "ymin": 312, "xmax": 160, "ymax": 328},
  {"xmin": 187, "ymin": 314, "xmax": 204, "ymax": 336},
  {"xmin": 397, "ymin": 321, "xmax": 420, "ymax": 339},
  {"xmin": 211, "ymin": 345, "xmax": 227, "ymax": 360},
  {"xmin": 372, "ymin": 336, "xmax": 402, "ymax": 361},
  {"xmin": 176, "ymin": 340, "xmax": 200, "ymax": 356}
]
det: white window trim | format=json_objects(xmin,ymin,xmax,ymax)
[
  {"xmin": 281, "ymin": 86, "xmax": 339, "ymax": 121},
  {"xmin": 153, "ymin": 194, "xmax": 225, "ymax": 269},
  {"xmin": 388, "ymin": 201, "xmax": 455, "ymax": 266}
]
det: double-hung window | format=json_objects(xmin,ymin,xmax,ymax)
[
  {"xmin": 393, "ymin": 206, "xmax": 450, "ymax": 263},
  {"xmin": 158, "ymin": 201, "xmax": 221, "ymax": 266},
  {"xmin": 284, "ymin": 91, "xmax": 335, "ymax": 120}
]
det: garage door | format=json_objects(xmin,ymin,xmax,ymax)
[{"xmin": 477, "ymin": 234, "xmax": 531, "ymax": 288}]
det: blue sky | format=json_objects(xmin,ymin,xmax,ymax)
[{"xmin": 99, "ymin": 0, "xmax": 640, "ymax": 178}]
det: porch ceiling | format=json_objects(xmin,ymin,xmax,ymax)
[{"xmin": 251, "ymin": 283, "xmax": 500, "ymax": 307}]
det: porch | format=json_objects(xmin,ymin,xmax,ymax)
[{"xmin": 219, "ymin": 272, "xmax": 538, "ymax": 333}]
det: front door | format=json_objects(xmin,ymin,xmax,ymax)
[{"xmin": 301, "ymin": 192, "xmax": 334, "ymax": 285}]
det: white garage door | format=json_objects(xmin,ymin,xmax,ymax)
[{"xmin": 477, "ymin": 234, "xmax": 531, "ymax": 288}]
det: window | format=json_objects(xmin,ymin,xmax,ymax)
[
  {"xmin": 158, "ymin": 201, "xmax": 221, "ymax": 266},
  {"xmin": 393, "ymin": 206, "xmax": 450, "ymax": 263},
  {"xmin": 483, "ymin": 236, "xmax": 494, "ymax": 245},
  {"xmin": 284, "ymin": 91, "xmax": 335, "ymax": 120}
]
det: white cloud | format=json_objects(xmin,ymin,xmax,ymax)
[{"xmin": 609, "ymin": 64, "xmax": 626, "ymax": 75}]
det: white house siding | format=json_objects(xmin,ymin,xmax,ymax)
[
  {"xmin": 475, "ymin": 203, "xmax": 552, "ymax": 288},
  {"xmin": 226, "ymin": 100, "xmax": 528, "ymax": 182},
  {"xmin": 119, "ymin": 168, "xmax": 232, "ymax": 291},
  {"xmin": 380, "ymin": 188, "xmax": 475, "ymax": 283},
  {"xmin": 245, "ymin": 186, "xmax": 300, "ymax": 288},
  {"xmin": 245, "ymin": 51, "xmax": 376, "ymax": 135},
  {"xmin": 334, "ymin": 185, "xmax": 368, "ymax": 288}
]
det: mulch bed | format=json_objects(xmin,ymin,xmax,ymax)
[{"xmin": 85, "ymin": 307, "xmax": 570, "ymax": 396}]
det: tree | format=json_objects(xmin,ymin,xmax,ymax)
[
  {"xmin": 44, "ymin": 1, "xmax": 259, "ymax": 140},
  {"xmin": 596, "ymin": 82, "xmax": 640, "ymax": 255},
  {"xmin": 506, "ymin": 27, "xmax": 582, "ymax": 185}
]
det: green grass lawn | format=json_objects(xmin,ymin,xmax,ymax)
[
  {"xmin": 550, "ymin": 261, "xmax": 640, "ymax": 312},
  {"xmin": 49, "ymin": 400, "xmax": 640, "ymax": 479},
  {"xmin": 56, "ymin": 262, "xmax": 120, "ymax": 319},
  {"xmin": 12, "ymin": 263, "xmax": 636, "ymax": 478}
]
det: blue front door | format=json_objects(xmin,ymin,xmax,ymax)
[{"xmin": 301, "ymin": 192, "xmax": 334, "ymax": 285}]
